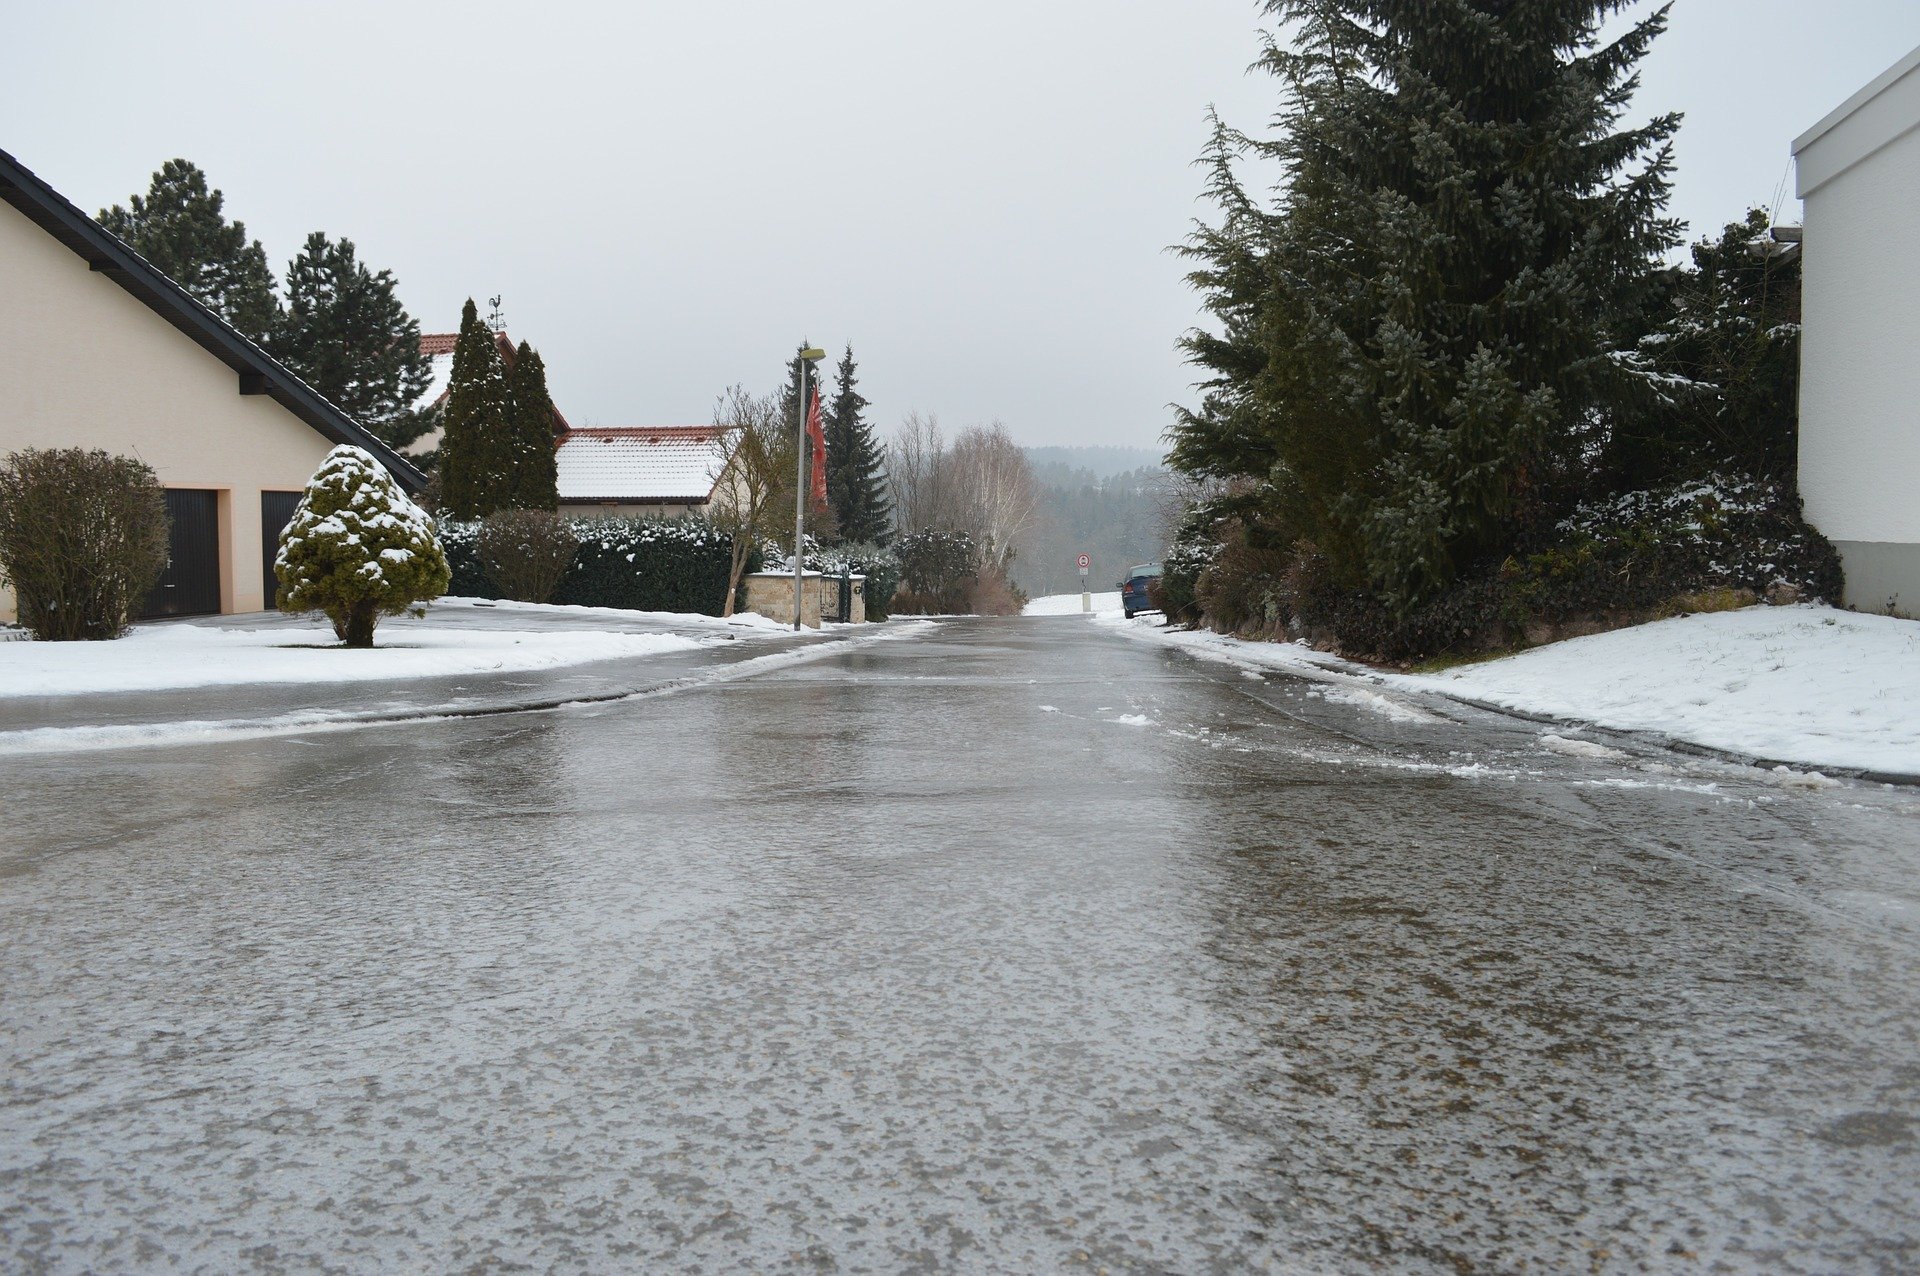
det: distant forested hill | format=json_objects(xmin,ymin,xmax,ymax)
[
  {"xmin": 1014, "ymin": 448, "xmax": 1173, "ymax": 599},
  {"xmin": 1024, "ymin": 445, "xmax": 1166, "ymax": 483}
]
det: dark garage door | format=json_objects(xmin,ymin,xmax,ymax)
[
  {"xmin": 140, "ymin": 489, "xmax": 221, "ymax": 619},
  {"xmin": 261, "ymin": 491, "xmax": 302, "ymax": 609}
]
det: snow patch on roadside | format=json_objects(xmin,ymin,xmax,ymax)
[
  {"xmin": 0, "ymin": 624, "xmax": 705, "ymax": 697},
  {"xmin": 1405, "ymin": 606, "xmax": 1920, "ymax": 777},
  {"xmin": 1105, "ymin": 713, "xmax": 1152, "ymax": 727},
  {"xmin": 1539, "ymin": 733, "xmax": 1631, "ymax": 762},
  {"xmin": 0, "ymin": 621, "xmax": 940, "ymax": 755},
  {"xmin": 1024, "ymin": 592, "xmax": 1124, "ymax": 617},
  {"xmin": 1113, "ymin": 607, "xmax": 1920, "ymax": 778},
  {"xmin": 1311, "ymin": 685, "xmax": 1441, "ymax": 725}
]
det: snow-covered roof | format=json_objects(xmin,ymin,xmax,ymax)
[{"xmin": 555, "ymin": 426, "xmax": 734, "ymax": 503}]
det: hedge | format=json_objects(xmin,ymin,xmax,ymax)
[{"xmin": 440, "ymin": 516, "xmax": 736, "ymax": 615}]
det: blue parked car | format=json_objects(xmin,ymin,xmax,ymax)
[{"xmin": 1119, "ymin": 563, "xmax": 1162, "ymax": 619}]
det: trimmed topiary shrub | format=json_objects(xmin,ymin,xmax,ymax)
[
  {"xmin": 0, "ymin": 447, "xmax": 169, "ymax": 641},
  {"xmin": 276, "ymin": 445, "xmax": 451, "ymax": 647},
  {"xmin": 478, "ymin": 509, "xmax": 578, "ymax": 604}
]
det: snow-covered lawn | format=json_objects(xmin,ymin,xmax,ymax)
[
  {"xmin": 1023, "ymin": 591, "xmax": 1123, "ymax": 616},
  {"xmin": 1113, "ymin": 605, "xmax": 1920, "ymax": 778},
  {"xmin": 1405, "ymin": 607, "xmax": 1920, "ymax": 776},
  {"xmin": 0, "ymin": 621, "xmax": 706, "ymax": 698}
]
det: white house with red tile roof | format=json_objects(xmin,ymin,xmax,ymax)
[{"xmin": 555, "ymin": 426, "xmax": 737, "ymax": 519}]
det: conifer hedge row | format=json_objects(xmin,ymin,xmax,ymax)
[{"xmin": 440, "ymin": 516, "xmax": 736, "ymax": 615}]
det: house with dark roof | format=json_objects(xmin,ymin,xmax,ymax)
[
  {"xmin": 0, "ymin": 147, "xmax": 427, "ymax": 621},
  {"xmin": 555, "ymin": 426, "xmax": 737, "ymax": 519}
]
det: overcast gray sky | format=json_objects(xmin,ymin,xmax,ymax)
[{"xmin": 7, "ymin": 1, "xmax": 1920, "ymax": 450}]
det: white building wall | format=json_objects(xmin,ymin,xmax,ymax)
[
  {"xmin": 1795, "ymin": 47, "xmax": 1920, "ymax": 614},
  {"xmin": 0, "ymin": 198, "xmax": 334, "ymax": 621}
]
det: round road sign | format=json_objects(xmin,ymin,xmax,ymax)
[{"xmin": 1077, "ymin": 553, "xmax": 1091, "ymax": 571}]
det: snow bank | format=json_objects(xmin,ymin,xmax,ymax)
[
  {"xmin": 1403, "ymin": 606, "xmax": 1920, "ymax": 776},
  {"xmin": 0, "ymin": 624, "xmax": 704, "ymax": 698},
  {"xmin": 1023, "ymin": 591, "xmax": 1123, "ymax": 616},
  {"xmin": 1115, "ymin": 605, "xmax": 1920, "ymax": 777}
]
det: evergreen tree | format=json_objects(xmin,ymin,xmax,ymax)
[
  {"xmin": 504, "ymin": 341, "xmax": 560, "ymax": 511},
  {"xmin": 1173, "ymin": 0, "xmax": 1680, "ymax": 611},
  {"xmin": 1610, "ymin": 208, "xmax": 1802, "ymax": 486},
  {"xmin": 823, "ymin": 344, "xmax": 893, "ymax": 544},
  {"xmin": 437, "ymin": 299, "xmax": 515, "ymax": 520},
  {"xmin": 271, "ymin": 232, "xmax": 435, "ymax": 451},
  {"xmin": 779, "ymin": 342, "xmax": 816, "ymax": 435},
  {"xmin": 275, "ymin": 445, "xmax": 450, "ymax": 648},
  {"xmin": 99, "ymin": 159, "xmax": 281, "ymax": 342}
]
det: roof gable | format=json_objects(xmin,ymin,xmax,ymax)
[{"xmin": 0, "ymin": 147, "xmax": 428, "ymax": 493}]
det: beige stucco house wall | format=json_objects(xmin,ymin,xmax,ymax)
[
  {"xmin": 0, "ymin": 198, "xmax": 332, "ymax": 619},
  {"xmin": 0, "ymin": 147, "xmax": 424, "ymax": 624},
  {"xmin": 1794, "ymin": 45, "xmax": 1920, "ymax": 615}
]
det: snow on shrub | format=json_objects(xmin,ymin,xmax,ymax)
[
  {"xmin": 440, "ymin": 515, "xmax": 735, "ymax": 614},
  {"xmin": 275, "ymin": 445, "xmax": 450, "ymax": 647}
]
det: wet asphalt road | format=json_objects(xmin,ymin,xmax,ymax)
[{"xmin": 3, "ymin": 617, "xmax": 1918, "ymax": 1274}]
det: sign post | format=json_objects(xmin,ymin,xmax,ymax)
[{"xmin": 1078, "ymin": 553, "xmax": 1091, "ymax": 614}]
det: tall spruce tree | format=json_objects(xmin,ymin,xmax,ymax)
[
  {"xmin": 271, "ymin": 233, "xmax": 435, "ymax": 451},
  {"xmin": 504, "ymin": 342, "xmax": 560, "ymax": 511},
  {"xmin": 823, "ymin": 344, "xmax": 893, "ymax": 544},
  {"xmin": 1174, "ymin": 0, "xmax": 1680, "ymax": 611},
  {"xmin": 437, "ymin": 300, "xmax": 515, "ymax": 520},
  {"xmin": 100, "ymin": 159, "xmax": 281, "ymax": 342}
]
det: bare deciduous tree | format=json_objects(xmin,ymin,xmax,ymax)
[
  {"xmin": 709, "ymin": 385, "xmax": 795, "ymax": 617},
  {"xmin": 945, "ymin": 423, "xmax": 1037, "ymax": 573},
  {"xmin": 887, "ymin": 410, "xmax": 948, "ymax": 537}
]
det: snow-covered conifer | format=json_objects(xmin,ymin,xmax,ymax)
[{"xmin": 275, "ymin": 445, "xmax": 450, "ymax": 647}]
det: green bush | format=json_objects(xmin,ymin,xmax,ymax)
[
  {"xmin": 1173, "ymin": 475, "xmax": 1843, "ymax": 662},
  {"xmin": 894, "ymin": 530, "xmax": 978, "ymax": 614},
  {"xmin": 441, "ymin": 515, "xmax": 736, "ymax": 615},
  {"xmin": 477, "ymin": 509, "xmax": 578, "ymax": 604},
  {"xmin": 0, "ymin": 447, "xmax": 169, "ymax": 641}
]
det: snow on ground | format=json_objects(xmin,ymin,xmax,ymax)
[
  {"xmin": 0, "ymin": 623, "xmax": 705, "ymax": 698},
  {"xmin": 432, "ymin": 596, "xmax": 789, "ymax": 631},
  {"xmin": 1402, "ymin": 606, "xmax": 1920, "ymax": 776},
  {"xmin": 1111, "ymin": 605, "xmax": 1920, "ymax": 778},
  {"xmin": 1024, "ymin": 592, "xmax": 1124, "ymax": 616}
]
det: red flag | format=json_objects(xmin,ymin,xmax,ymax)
[{"xmin": 806, "ymin": 386, "xmax": 828, "ymax": 507}]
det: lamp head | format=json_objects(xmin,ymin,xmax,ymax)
[{"xmin": 800, "ymin": 347, "xmax": 827, "ymax": 362}]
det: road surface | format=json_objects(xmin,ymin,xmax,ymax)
[{"xmin": 3, "ymin": 617, "xmax": 1917, "ymax": 1272}]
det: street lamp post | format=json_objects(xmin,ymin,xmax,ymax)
[{"xmin": 792, "ymin": 346, "xmax": 827, "ymax": 630}]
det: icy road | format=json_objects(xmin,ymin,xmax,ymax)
[{"xmin": 3, "ymin": 617, "xmax": 1917, "ymax": 1273}]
